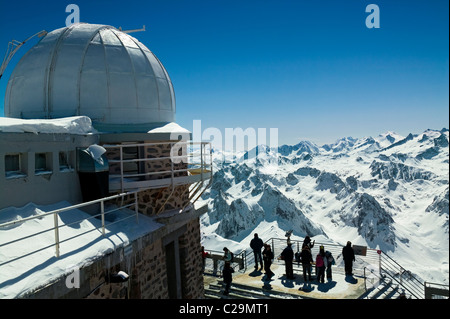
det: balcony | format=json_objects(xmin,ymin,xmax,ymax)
[{"xmin": 103, "ymin": 141, "xmax": 212, "ymax": 193}]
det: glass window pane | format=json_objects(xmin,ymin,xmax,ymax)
[
  {"xmin": 35, "ymin": 153, "xmax": 47, "ymax": 171},
  {"xmin": 5, "ymin": 154, "xmax": 20, "ymax": 172}
]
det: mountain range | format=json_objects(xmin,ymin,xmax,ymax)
[{"xmin": 199, "ymin": 128, "xmax": 449, "ymax": 285}]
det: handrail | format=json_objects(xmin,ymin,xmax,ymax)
[
  {"xmin": 0, "ymin": 190, "xmax": 140, "ymax": 260},
  {"xmin": 379, "ymin": 250, "xmax": 425, "ymax": 299},
  {"xmin": 0, "ymin": 191, "xmax": 137, "ymax": 229},
  {"xmin": 103, "ymin": 141, "xmax": 212, "ymax": 193}
]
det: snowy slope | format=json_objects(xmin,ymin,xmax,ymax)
[{"xmin": 199, "ymin": 128, "xmax": 449, "ymax": 285}]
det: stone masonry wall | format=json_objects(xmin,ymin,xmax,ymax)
[
  {"xmin": 26, "ymin": 213, "xmax": 204, "ymax": 299},
  {"xmin": 86, "ymin": 219, "xmax": 204, "ymax": 299},
  {"xmin": 87, "ymin": 238, "xmax": 168, "ymax": 299},
  {"xmin": 179, "ymin": 218, "xmax": 204, "ymax": 299}
]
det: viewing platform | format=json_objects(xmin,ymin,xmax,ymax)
[
  {"xmin": 203, "ymin": 238, "xmax": 449, "ymax": 300},
  {"xmin": 204, "ymin": 262, "xmax": 367, "ymax": 299}
]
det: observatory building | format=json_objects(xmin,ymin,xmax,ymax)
[{"xmin": 0, "ymin": 23, "xmax": 212, "ymax": 299}]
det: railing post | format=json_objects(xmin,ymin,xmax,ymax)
[
  {"xmin": 171, "ymin": 143, "xmax": 175, "ymax": 188},
  {"xmin": 379, "ymin": 250, "xmax": 382, "ymax": 277},
  {"xmin": 200, "ymin": 142, "xmax": 204, "ymax": 182},
  {"xmin": 364, "ymin": 267, "xmax": 367, "ymax": 292},
  {"xmin": 135, "ymin": 192, "xmax": 139, "ymax": 224},
  {"xmin": 119, "ymin": 145, "xmax": 124, "ymax": 193},
  {"xmin": 400, "ymin": 266, "xmax": 404, "ymax": 286},
  {"xmin": 101, "ymin": 201, "xmax": 105, "ymax": 236},
  {"xmin": 54, "ymin": 211, "xmax": 60, "ymax": 258}
]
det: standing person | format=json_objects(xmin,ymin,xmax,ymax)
[
  {"xmin": 325, "ymin": 249, "xmax": 335, "ymax": 280},
  {"xmin": 342, "ymin": 241, "xmax": 355, "ymax": 276},
  {"xmin": 302, "ymin": 236, "xmax": 315, "ymax": 250},
  {"xmin": 280, "ymin": 243, "xmax": 295, "ymax": 280},
  {"xmin": 250, "ymin": 233, "xmax": 264, "ymax": 270},
  {"xmin": 223, "ymin": 247, "xmax": 232, "ymax": 263},
  {"xmin": 316, "ymin": 246, "xmax": 327, "ymax": 283},
  {"xmin": 299, "ymin": 245, "xmax": 314, "ymax": 282},
  {"xmin": 262, "ymin": 244, "xmax": 274, "ymax": 279},
  {"xmin": 222, "ymin": 262, "xmax": 234, "ymax": 295}
]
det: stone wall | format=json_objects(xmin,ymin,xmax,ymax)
[
  {"xmin": 86, "ymin": 218, "xmax": 204, "ymax": 299},
  {"xmin": 25, "ymin": 209, "xmax": 206, "ymax": 299},
  {"xmin": 87, "ymin": 238, "xmax": 169, "ymax": 299},
  {"xmin": 136, "ymin": 185, "xmax": 190, "ymax": 215},
  {"xmin": 179, "ymin": 218, "xmax": 204, "ymax": 299}
]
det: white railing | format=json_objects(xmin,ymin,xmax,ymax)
[
  {"xmin": 103, "ymin": 141, "xmax": 212, "ymax": 192},
  {"xmin": 0, "ymin": 191, "xmax": 139, "ymax": 263}
]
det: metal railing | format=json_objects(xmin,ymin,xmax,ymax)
[
  {"xmin": 103, "ymin": 141, "xmax": 212, "ymax": 193},
  {"xmin": 0, "ymin": 190, "xmax": 139, "ymax": 264},
  {"xmin": 203, "ymin": 248, "xmax": 247, "ymax": 276},
  {"xmin": 379, "ymin": 251, "xmax": 425, "ymax": 299}
]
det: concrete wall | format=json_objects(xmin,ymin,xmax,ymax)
[{"xmin": 0, "ymin": 132, "xmax": 98, "ymax": 209}]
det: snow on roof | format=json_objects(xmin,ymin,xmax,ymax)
[
  {"xmin": 0, "ymin": 116, "xmax": 97, "ymax": 135},
  {"xmin": 0, "ymin": 201, "xmax": 163, "ymax": 298},
  {"xmin": 147, "ymin": 122, "xmax": 191, "ymax": 135}
]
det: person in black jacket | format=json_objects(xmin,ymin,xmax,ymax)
[
  {"xmin": 342, "ymin": 241, "xmax": 356, "ymax": 276},
  {"xmin": 222, "ymin": 262, "xmax": 234, "ymax": 295},
  {"xmin": 302, "ymin": 236, "xmax": 315, "ymax": 250},
  {"xmin": 299, "ymin": 245, "xmax": 314, "ymax": 282},
  {"xmin": 250, "ymin": 233, "xmax": 264, "ymax": 270},
  {"xmin": 280, "ymin": 243, "xmax": 295, "ymax": 279},
  {"xmin": 262, "ymin": 244, "xmax": 274, "ymax": 279}
]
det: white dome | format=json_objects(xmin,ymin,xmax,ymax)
[{"xmin": 5, "ymin": 23, "xmax": 175, "ymax": 131}]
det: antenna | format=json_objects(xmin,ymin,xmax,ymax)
[
  {"xmin": 118, "ymin": 25, "xmax": 146, "ymax": 34},
  {"xmin": 0, "ymin": 30, "xmax": 47, "ymax": 80}
]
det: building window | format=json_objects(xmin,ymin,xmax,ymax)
[
  {"xmin": 35, "ymin": 153, "xmax": 52, "ymax": 175},
  {"xmin": 59, "ymin": 151, "xmax": 74, "ymax": 172},
  {"xmin": 5, "ymin": 154, "xmax": 26, "ymax": 179}
]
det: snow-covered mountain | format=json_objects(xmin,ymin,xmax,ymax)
[{"xmin": 199, "ymin": 128, "xmax": 449, "ymax": 285}]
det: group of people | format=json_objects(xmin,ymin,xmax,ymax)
[
  {"xmin": 214, "ymin": 235, "xmax": 357, "ymax": 295},
  {"xmin": 250, "ymin": 234, "xmax": 357, "ymax": 284}
]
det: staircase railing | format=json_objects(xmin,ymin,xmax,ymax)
[{"xmin": 379, "ymin": 251, "xmax": 425, "ymax": 299}]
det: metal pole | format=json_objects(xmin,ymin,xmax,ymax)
[
  {"xmin": 101, "ymin": 201, "xmax": 105, "ymax": 236},
  {"xmin": 379, "ymin": 251, "xmax": 382, "ymax": 277},
  {"xmin": 400, "ymin": 267, "xmax": 403, "ymax": 287},
  {"xmin": 120, "ymin": 145, "xmax": 124, "ymax": 193},
  {"xmin": 54, "ymin": 212, "xmax": 60, "ymax": 258},
  {"xmin": 200, "ymin": 143, "xmax": 204, "ymax": 182},
  {"xmin": 135, "ymin": 192, "xmax": 139, "ymax": 224}
]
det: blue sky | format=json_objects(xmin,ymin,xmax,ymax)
[{"xmin": 0, "ymin": 0, "xmax": 448, "ymax": 145}]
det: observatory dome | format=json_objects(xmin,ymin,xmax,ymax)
[{"xmin": 5, "ymin": 23, "xmax": 176, "ymax": 131}]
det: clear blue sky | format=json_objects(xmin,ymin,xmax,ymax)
[{"xmin": 0, "ymin": 0, "xmax": 448, "ymax": 145}]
